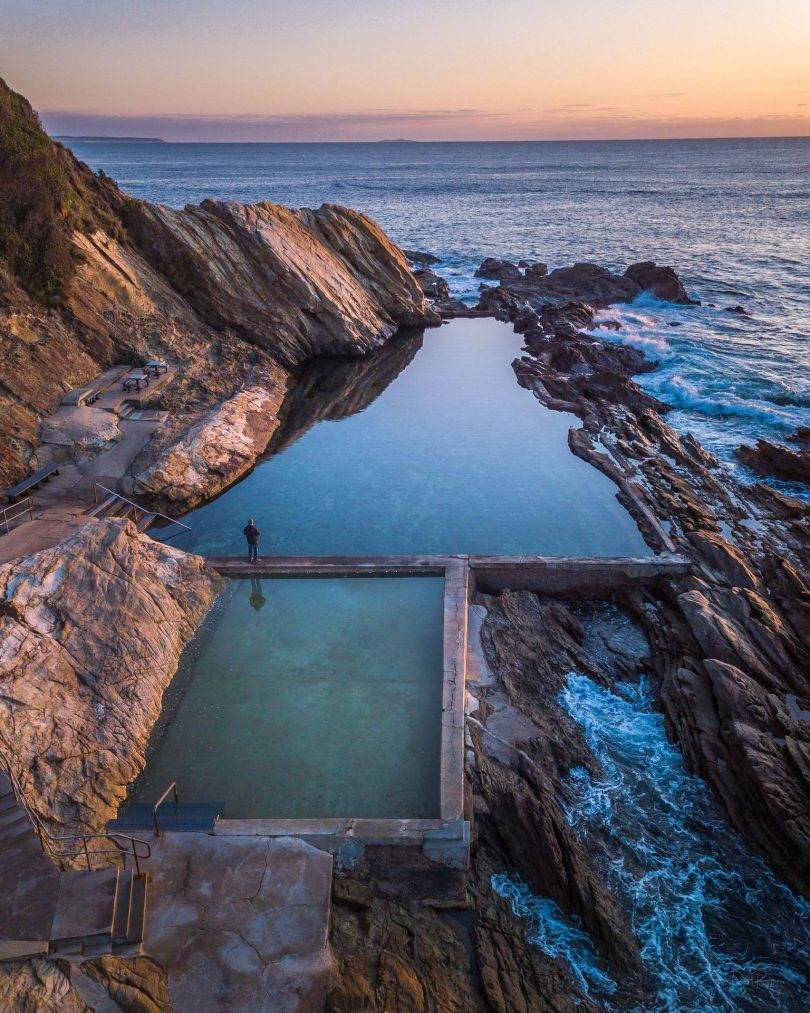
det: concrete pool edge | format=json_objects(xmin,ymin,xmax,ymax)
[{"xmin": 204, "ymin": 553, "xmax": 690, "ymax": 869}]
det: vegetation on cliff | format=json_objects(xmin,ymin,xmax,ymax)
[{"xmin": 0, "ymin": 78, "xmax": 123, "ymax": 304}]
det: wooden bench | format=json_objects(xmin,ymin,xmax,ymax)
[{"xmin": 5, "ymin": 463, "xmax": 60, "ymax": 503}]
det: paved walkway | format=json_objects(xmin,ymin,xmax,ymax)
[{"xmin": 0, "ymin": 415, "xmax": 164, "ymax": 564}]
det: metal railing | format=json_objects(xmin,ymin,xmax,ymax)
[
  {"xmin": 0, "ymin": 747, "xmax": 151, "ymax": 875},
  {"xmin": 153, "ymin": 782, "xmax": 179, "ymax": 836},
  {"xmin": 91, "ymin": 483, "xmax": 191, "ymax": 534},
  {"xmin": 1, "ymin": 496, "xmax": 34, "ymax": 536}
]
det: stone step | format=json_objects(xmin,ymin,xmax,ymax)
[
  {"xmin": 136, "ymin": 511, "xmax": 157, "ymax": 532},
  {"xmin": 0, "ymin": 809, "xmax": 33, "ymax": 846},
  {"xmin": 49, "ymin": 867, "xmax": 119, "ymax": 947}
]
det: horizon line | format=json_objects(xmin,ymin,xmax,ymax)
[{"xmin": 53, "ymin": 133, "xmax": 810, "ymax": 145}]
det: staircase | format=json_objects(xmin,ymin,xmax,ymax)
[
  {"xmin": 86, "ymin": 483, "xmax": 191, "ymax": 541},
  {"xmin": 0, "ymin": 766, "xmax": 151, "ymax": 964}
]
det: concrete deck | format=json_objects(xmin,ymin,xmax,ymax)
[{"xmin": 142, "ymin": 832, "xmax": 334, "ymax": 1013}]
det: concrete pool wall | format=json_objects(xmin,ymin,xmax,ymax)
[{"xmin": 205, "ymin": 552, "xmax": 689, "ymax": 869}]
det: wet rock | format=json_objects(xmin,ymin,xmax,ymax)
[
  {"xmin": 724, "ymin": 304, "xmax": 749, "ymax": 315},
  {"xmin": 475, "ymin": 257, "xmax": 522, "ymax": 281},
  {"xmin": 403, "ymin": 249, "xmax": 441, "ymax": 265},
  {"xmin": 736, "ymin": 439, "xmax": 810, "ymax": 485},
  {"xmin": 0, "ymin": 519, "xmax": 220, "ymax": 835},
  {"xmin": 523, "ymin": 262, "xmax": 549, "ymax": 281},
  {"xmin": 477, "ymin": 263, "xmax": 640, "ymax": 313},
  {"xmin": 413, "ymin": 266, "xmax": 451, "ymax": 302},
  {"xmin": 624, "ymin": 261, "xmax": 697, "ymax": 304}
]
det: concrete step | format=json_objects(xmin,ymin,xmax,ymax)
[
  {"xmin": 0, "ymin": 792, "xmax": 19, "ymax": 814},
  {"xmin": 126, "ymin": 873, "xmax": 148, "ymax": 944},
  {"xmin": 86, "ymin": 495, "xmax": 118, "ymax": 518},
  {"xmin": 49, "ymin": 867, "xmax": 119, "ymax": 947},
  {"xmin": 136, "ymin": 511, "xmax": 157, "ymax": 532},
  {"xmin": 111, "ymin": 868, "xmax": 133, "ymax": 943},
  {"xmin": 0, "ymin": 938, "xmax": 49, "ymax": 962},
  {"xmin": 0, "ymin": 809, "xmax": 33, "ymax": 847}
]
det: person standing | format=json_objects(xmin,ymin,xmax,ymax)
[{"xmin": 243, "ymin": 517, "xmax": 261, "ymax": 563}]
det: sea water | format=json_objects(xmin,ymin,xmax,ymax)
[
  {"xmin": 494, "ymin": 674, "xmax": 810, "ymax": 1011},
  {"xmin": 67, "ymin": 136, "xmax": 810, "ymax": 497}
]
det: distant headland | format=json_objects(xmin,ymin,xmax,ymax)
[{"xmin": 53, "ymin": 135, "xmax": 167, "ymax": 143}]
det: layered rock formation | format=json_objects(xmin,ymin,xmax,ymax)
[
  {"xmin": 0, "ymin": 519, "xmax": 220, "ymax": 834},
  {"xmin": 0, "ymin": 78, "xmax": 435, "ymax": 495},
  {"xmin": 133, "ymin": 370, "xmax": 288, "ymax": 510},
  {"xmin": 488, "ymin": 285, "xmax": 810, "ymax": 899}
]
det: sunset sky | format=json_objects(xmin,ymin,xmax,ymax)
[{"xmin": 4, "ymin": 0, "xmax": 810, "ymax": 141}]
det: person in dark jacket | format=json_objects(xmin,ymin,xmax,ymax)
[{"xmin": 243, "ymin": 518, "xmax": 260, "ymax": 562}]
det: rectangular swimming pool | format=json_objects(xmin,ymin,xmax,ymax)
[{"xmin": 130, "ymin": 575, "xmax": 446, "ymax": 819}]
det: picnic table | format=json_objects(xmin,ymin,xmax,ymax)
[
  {"xmin": 121, "ymin": 372, "xmax": 150, "ymax": 392},
  {"xmin": 144, "ymin": 360, "xmax": 169, "ymax": 377}
]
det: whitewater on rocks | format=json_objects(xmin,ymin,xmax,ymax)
[{"xmin": 1, "ymin": 81, "xmax": 809, "ymax": 1012}]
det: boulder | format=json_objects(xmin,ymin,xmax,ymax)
[
  {"xmin": 0, "ymin": 519, "xmax": 220, "ymax": 834},
  {"xmin": 474, "ymin": 258, "xmax": 522, "ymax": 281},
  {"xmin": 624, "ymin": 261, "xmax": 696, "ymax": 304},
  {"xmin": 412, "ymin": 267, "xmax": 451, "ymax": 302},
  {"xmin": 403, "ymin": 249, "xmax": 440, "ymax": 266}
]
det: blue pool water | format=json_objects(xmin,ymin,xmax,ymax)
[{"xmin": 164, "ymin": 318, "xmax": 648, "ymax": 557}]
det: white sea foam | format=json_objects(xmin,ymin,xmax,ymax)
[{"xmin": 554, "ymin": 672, "xmax": 810, "ymax": 1011}]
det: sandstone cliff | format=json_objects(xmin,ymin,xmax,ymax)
[
  {"xmin": 0, "ymin": 78, "xmax": 435, "ymax": 491},
  {"xmin": 0, "ymin": 519, "xmax": 220, "ymax": 834}
]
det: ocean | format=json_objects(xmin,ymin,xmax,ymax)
[{"xmin": 66, "ymin": 136, "xmax": 810, "ymax": 497}]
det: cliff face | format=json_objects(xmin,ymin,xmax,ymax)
[
  {"xmin": 0, "ymin": 78, "xmax": 435, "ymax": 489},
  {"xmin": 134, "ymin": 200, "xmax": 434, "ymax": 367},
  {"xmin": 0, "ymin": 519, "xmax": 220, "ymax": 834}
]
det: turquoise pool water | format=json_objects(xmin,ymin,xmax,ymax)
[
  {"xmin": 164, "ymin": 318, "xmax": 647, "ymax": 557},
  {"xmin": 130, "ymin": 576, "xmax": 445, "ymax": 819}
]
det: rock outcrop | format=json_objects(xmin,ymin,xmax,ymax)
[
  {"xmin": 736, "ymin": 438, "xmax": 810, "ymax": 485},
  {"xmin": 133, "ymin": 370, "xmax": 287, "ymax": 511},
  {"xmin": 476, "ymin": 260, "xmax": 694, "ymax": 315},
  {"xmin": 500, "ymin": 291, "xmax": 810, "ymax": 899},
  {"xmin": 623, "ymin": 261, "xmax": 697, "ymax": 304},
  {"xmin": 133, "ymin": 200, "xmax": 435, "ymax": 368},
  {"xmin": 0, "ymin": 519, "xmax": 220, "ymax": 834},
  {"xmin": 0, "ymin": 78, "xmax": 437, "ymax": 491}
]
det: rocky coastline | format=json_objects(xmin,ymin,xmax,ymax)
[{"xmin": 2, "ymin": 77, "xmax": 809, "ymax": 1012}]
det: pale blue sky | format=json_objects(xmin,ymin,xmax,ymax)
[{"xmin": 3, "ymin": 0, "xmax": 809, "ymax": 139}]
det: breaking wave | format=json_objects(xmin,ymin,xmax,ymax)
[{"xmin": 558, "ymin": 674, "xmax": 810, "ymax": 1012}]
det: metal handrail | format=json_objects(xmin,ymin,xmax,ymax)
[
  {"xmin": 152, "ymin": 782, "xmax": 179, "ymax": 836},
  {"xmin": 92, "ymin": 483, "xmax": 191, "ymax": 533},
  {"xmin": 1, "ymin": 496, "xmax": 34, "ymax": 536},
  {"xmin": 0, "ymin": 747, "xmax": 151, "ymax": 874}
]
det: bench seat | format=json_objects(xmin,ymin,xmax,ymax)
[{"xmin": 5, "ymin": 463, "xmax": 60, "ymax": 502}]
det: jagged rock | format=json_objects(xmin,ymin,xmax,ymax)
[
  {"xmin": 475, "ymin": 258, "xmax": 522, "ymax": 281},
  {"xmin": 0, "ymin": 960, "xmax": 89, "ymax": 1012},
  {"xmin": 412, "ymin": 266, "xmax": 451, "ymax": 301},
  {"xmin": 81, "ymin": 955, "xmax": 171, "ymax": 1013},
  {"xmin": 736, "ymin": 439, "xmax": 810, "ymax": 485},
  {"xmin": 725, "ymin": 305, "xmax": 749, "ymax": 315},
  {"xmin": 133, "ymin": 370, "xmax": 287, "ymax": 511},
  {"xmin": 624, "ymin": 261, "xmax": 696, "ymax": 304},
  {"xmin": 0, "ymin": 519, "xmax": 220, "ymax": 834},
  {"xmin": 476, "ymin": 263, "xmax": 640, "ymax": 313},
  {"xmin": 403, "ymin": 249, "xmax": 440, "ymax": 265},
  {"xmin": 523, "ymin": 262, "xmax": 549, "ymax": 281}
]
